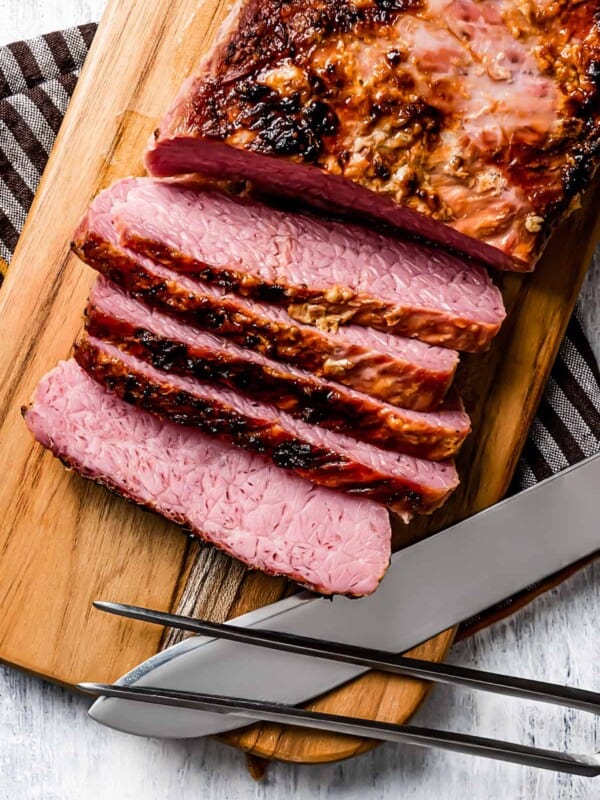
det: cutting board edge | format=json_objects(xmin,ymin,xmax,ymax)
[{"xmin": 0, "ymin": 0, "xmax": 598, "ymax": 767}]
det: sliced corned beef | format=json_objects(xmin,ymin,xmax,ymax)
[
  {"xmin": 72, "ymin": 189, "xmax": 459, "ymax": 408},
  {"xmin": 87, "ymin": 278, "xmax": 471, "ymax": 460},
  {"xmin": 75, "ymin": 336, "xmax": 459, "ymax": 516},
  {"xmin": 104, "ymin": 177, "xmax": 504, "ymax": 351},
  {"xmin": 23, "ymin": 360, "xmax": 392, "ymax": 596}
]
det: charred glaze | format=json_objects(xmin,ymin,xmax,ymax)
[
  {"xmin": 120, "ymin": 226, "xmax": 502, "ymax": 351},
  {"xmin": 197, "ymin": 0, "xmax": 422, "ymax": 164},
  {"xmin": 73, "ymin": 337, "xmax": 455, "ymax": 513},
  {"xmin": 157, "ymin": 0, "xmax": 600, "ymax": 269},
  {"xmin": 72, "ymin": 233, "xmax": 459, "ymax": 407},
  {"xmin": 86, "ymin": 305, "xmax": 469, "ymax": 458}
]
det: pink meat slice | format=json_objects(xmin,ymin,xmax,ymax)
[
  {"xmin": 76, "ymin": 335, "xmax": 459, "ymax": 516},
  {"xmin": 111, "ymin": 177, "xmax": 505, "ymax": 351},
  {"xmin": 23, "ymin": 360, "xmax": 392, "ymax": 597},
  {"xmin": 87, "ymin": 277, "xmax": 471, "ymax": 460},
  {"xmin": 72, "ymin": 179, "xmax": 460, "ymax": 408}
]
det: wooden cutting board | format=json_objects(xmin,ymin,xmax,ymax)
[{"xmin": 0, "ymin": 0, "xmax": 598, "ymax": 766}]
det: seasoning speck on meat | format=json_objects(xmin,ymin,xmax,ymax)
[{"xmin": 147, "ymin": 0, "xmax": 600, "ymax": 270}]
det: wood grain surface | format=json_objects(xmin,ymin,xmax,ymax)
[{"xmin": 0, "ymin": 0, "xmax": 598, "ymax": 767}]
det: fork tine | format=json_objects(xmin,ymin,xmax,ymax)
[
  {"xmin": 78, "ymin": 682, "xmax": 600, "ymax": 777},
  {"xmin": 94, "ymin": 601, "xmax": 600, "ymax": 715}
]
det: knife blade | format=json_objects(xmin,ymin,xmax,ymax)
[{"xmin": 89, "ymin": 453, "xmax": 600, "ymax": 739}]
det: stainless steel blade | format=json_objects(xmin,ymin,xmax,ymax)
[{"xmin": 89, "ymin": 453, "xmax": 600, "ymax": 739}]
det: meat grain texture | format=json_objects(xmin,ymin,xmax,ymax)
[
  {"xmin": 110, "ymin": 177, "xmax": 505, "ymax": 350},
  {"xmin": 73, "ymin": 182, "xmax": 461, "ymax": 407},
  {"xmin": 75, "ymin": 336, "xmax": 460, "ymax": 516},
  {"xmin": 146, "ymin": 0, "xmax": 600, "ymax": 270},
  {"xmin": 23, "ymin": 360, "xmax": 392, "ymax": 597},
  {"xmin": 88, "ymin": 278, "xmax": 471, "ymax": 458}
]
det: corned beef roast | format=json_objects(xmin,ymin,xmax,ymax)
[
  {"xmin": 99, "ymin": 177, "xmax": 505, "ymax": 350},
  {"xmin": 87, "ymin": 278, "xmax": 471, "ymax": 459},
  {"xmin": 75, "ymin": 336, "xmax": 460, "ymax": 516},
  {"xmin": 145, "ymin": 0, "xmax": 600, "ymax": 271},
  {"xmin": 23, "ymin": 360, "xmax": 392, "ymax": 596},
  {"xmin": 24, "ymin": 0, "xmax": 547, "ymax": 598},
  {"xmin": 73, "ymin": 190, "xmax": 460, "ymax": 407}
]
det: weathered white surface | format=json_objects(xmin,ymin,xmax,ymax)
[{"xmin": 0, "ymin": 2, "xmax": 599, "ymax": 798}]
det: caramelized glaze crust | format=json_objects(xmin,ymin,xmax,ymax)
[
  {"xmin": 160, "ymin": 0, "xmax": 600, "ymax": 269},
  {"xmin": 75, "ymin": 337, "xmax": 459, "ymax": 514},
  {"xmin": 86, "ymin": 300, "xmax": 470, "ymax": 460}
]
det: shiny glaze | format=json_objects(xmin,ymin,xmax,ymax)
[
  {"xmin": 86, "ymin": 306, "xmax": 470, "ymax": 459},
  {"xmin": 73, "ymin": 235, "xmax": 459, "ymax": 405},
  {"xmin": 74, "ymin": 337, "xmax": 458, "ymax": 514},
  {"xmin": 179, "ymin": 0, "xmax": 600, "ymax": 268}
]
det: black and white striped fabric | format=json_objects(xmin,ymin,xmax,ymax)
[
  {"xmin": 0, "ymin": 25, "xmax": 96, "ymax": 267},
  {"xmin": 1, "ymin": 26, "xmax": 598, "ymax": 629},
  {"xmin": 515, "ymin": 312, "xmax": 600, "ymax": 488}
]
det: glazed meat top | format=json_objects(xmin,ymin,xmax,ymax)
[{"xmin": 174, "ymin": 0, "xmax": 600, "ymax": 268}]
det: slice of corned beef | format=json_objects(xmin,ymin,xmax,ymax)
[
  {"xmin": 146, "ymin": 131, "xmax": 512, "ymax": 266},
  {"xmin": 87, "ymin": 278, "xmax": 471, "ymax": 460},
  {"xmin": 23, "ymin": 360, "xmax": 391, "ymax": 596},
  {"xmin": 72, "ymin": 185, "xmax": 459, "ymax": 408},
  {"xmin": 106, "ymin": 177, "xmax": 504, "ymax": 351},
  {"xmin": 75, "ymin": 336, "xmax": 459, "ymax": 517}
]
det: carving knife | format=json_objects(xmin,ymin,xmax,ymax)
[{"xmin": 89, "ymin": 453, "xmax": 600, "ymax": 739}]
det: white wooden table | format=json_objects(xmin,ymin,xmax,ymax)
[{"xmin": 1, "ymin": 2, "xmax": 599, "ymax": 797}]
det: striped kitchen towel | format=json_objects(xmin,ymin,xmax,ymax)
[
  {"xmin": 1, "ymin": 25, "xmax": 599, "ymax": 634},
  {"xmin": 0, "ymin": 24, "xmax": 96, "ymax": 269}
]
